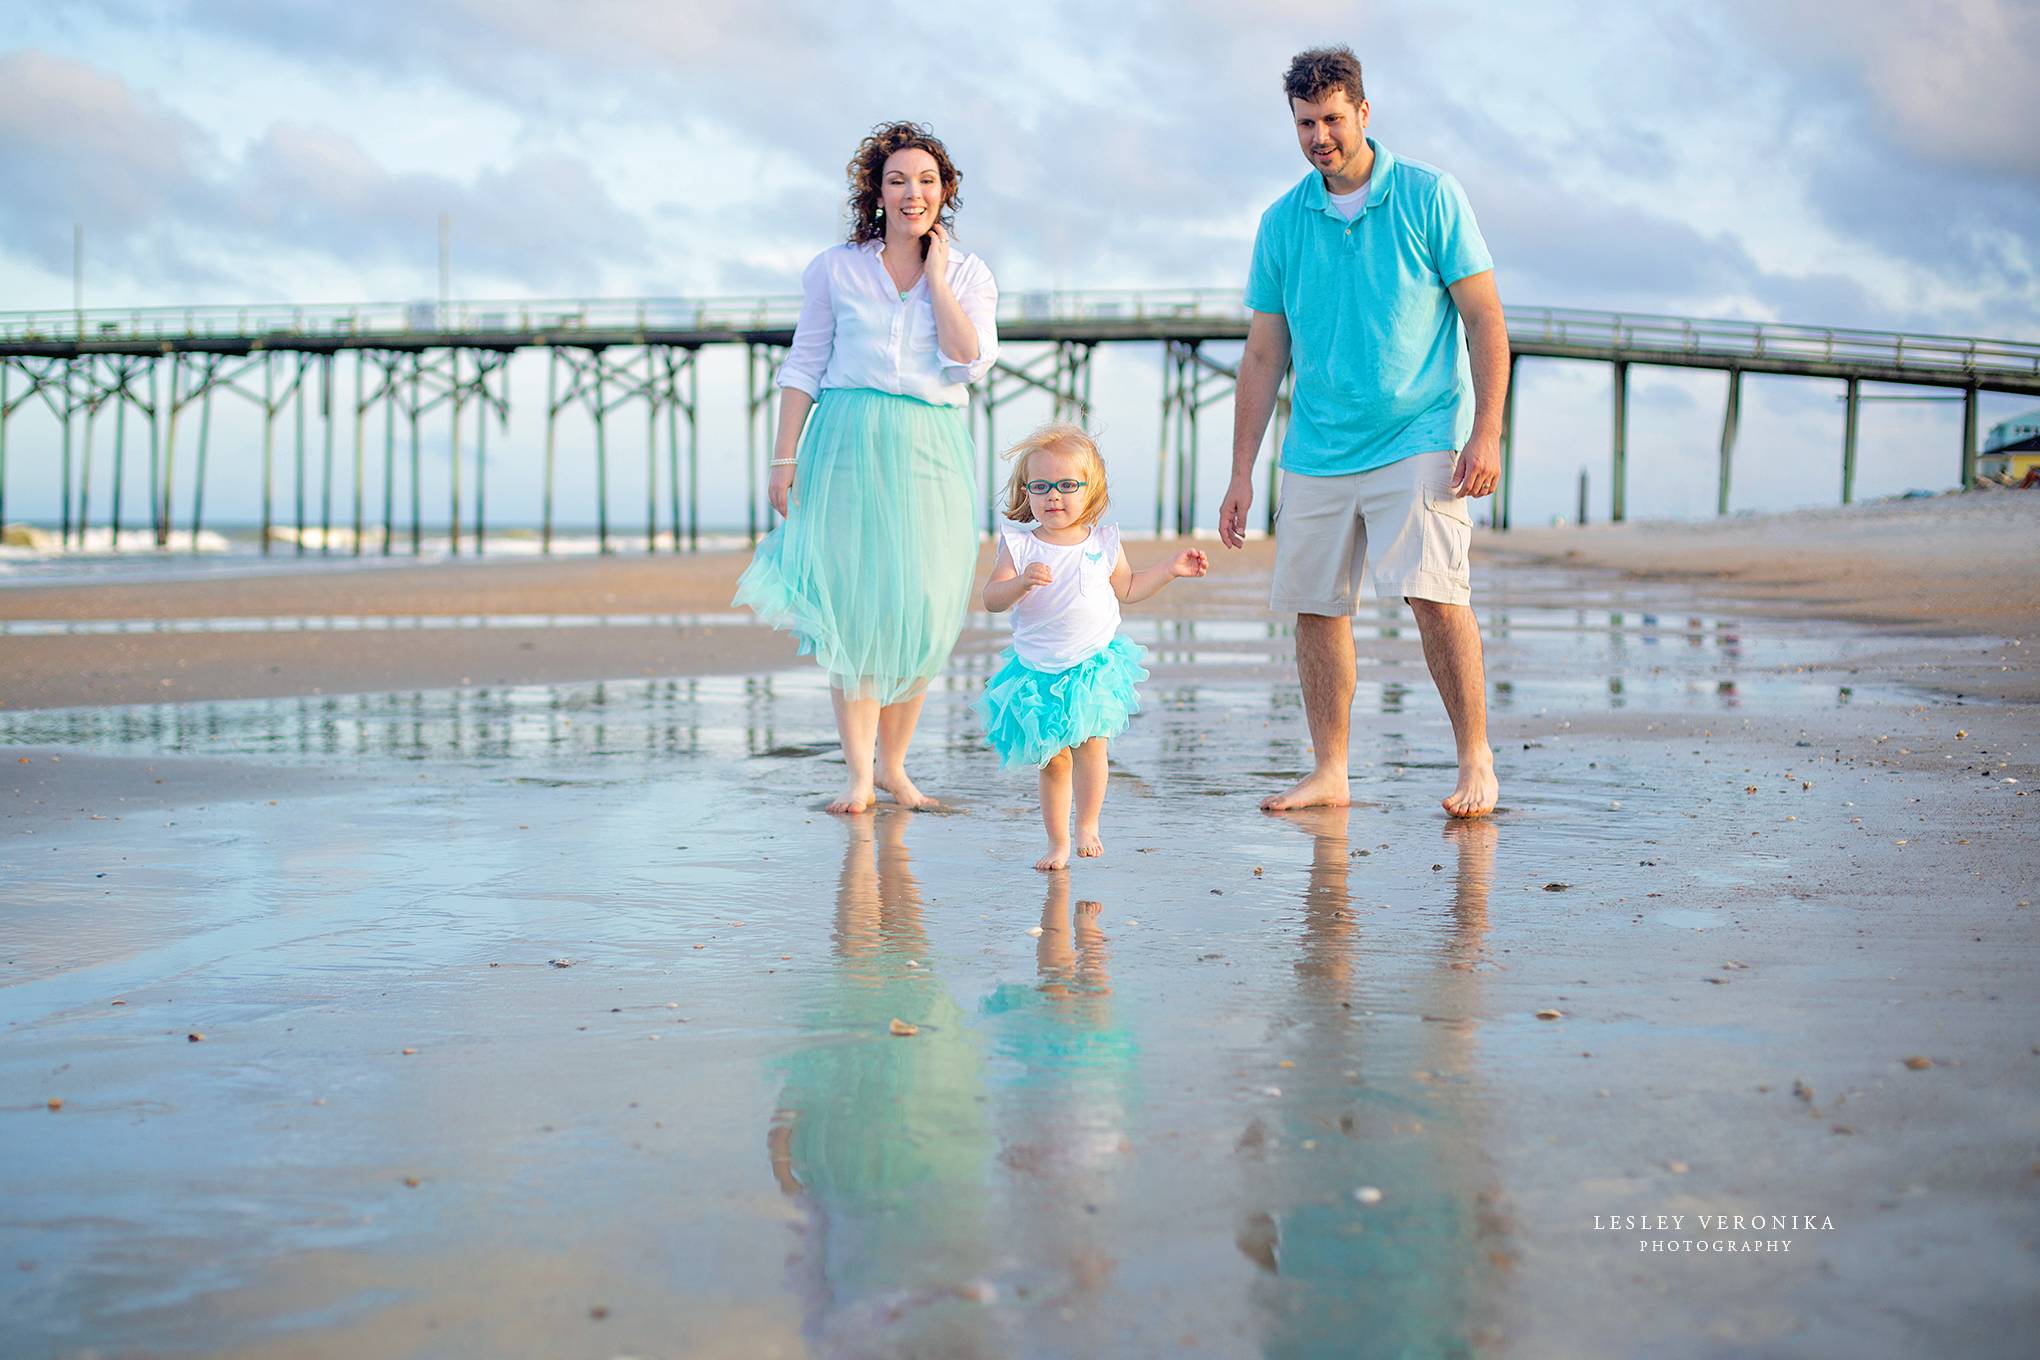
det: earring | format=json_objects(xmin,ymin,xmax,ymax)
[{"xmin": 874, "ymin": 205, "xmax": 883, "ymax": 219}]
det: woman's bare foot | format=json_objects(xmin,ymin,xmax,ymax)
[
  {"xmin": 826, "ymin": 779, "xmax": 875, "ymax": 815},
  {"xmin": 1075, "ymin": 824, "xmax": 1104, "ymax": 858},
  {"xmin": 1035, "ymin": 841, "xmax": 1071, "ymax": 872},
  {"xmin": 875, "ymin": 770, "xmax": 939, "ymax": 810},
  {"xmin": 1261, "ymin": 768, "xmax": 1351, "ymax": 812},
  {"xmin": 1441, "ymin": 747, "xmax": 1498, "ymax": 818}
]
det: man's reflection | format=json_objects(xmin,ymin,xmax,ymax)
[
  {"xmin": 767, "ymin": 811, "xmax": 1001, "ymax": 1356},
  {"xmin": 1235, "ymin": 809, "xmax": 1505, "ymax": 1358}
]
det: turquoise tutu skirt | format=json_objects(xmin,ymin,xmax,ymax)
[
  {"xmin": 977, "ymin": 636, "xmax": 1150, "ymax": 768},
  {"xmin": 733, "ymin": 388, "xmax": 979, "ymax": 704}
]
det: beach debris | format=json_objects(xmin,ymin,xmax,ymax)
[
  {"xmin": 1956, "ymin": 730, "xmax": 1967, "ymax": 740},
  {"xmin": 401, "ymin": 1047, "xmax": 417, "ymax": 1055},
  {"xmin": 888, "ymin": 1018, "xmax": 919, "ymax": 1037},
  {"xmin": 1353, "ymin": 1186, "xmax": 1384, "ymax": 1205},
  {"xmin": 1792, "ymin": 1078, "xmax": 1814, "ymax": 1104},
  {"xmin": 1535, "ymin": 1009, "xmax": 1564, "ymax": 1020},
  {"xmin": 1211, "ymin": 888, "xmax": 1224, "ymax": 895},
  {"xmin": 693, "ymin": 943, "xmax": 706, "ymax": 950},
  {"xmin": 1667, "ymin": 1160, "xmax": 1690, "ymax": 1174},
  {"xmin": 110, "ymin": 999, "xmax": 125, "ymax": 1006},
  {"xmin": 548, "ymin": 958, "xmax": 575, "ymax": 969},
  {"xmin": 1026, "ymin": 926, "xmax": 1044, "ymax": 937},
  {"xmin": 46, "ymin": 1098, "xmax": 61, "ymax": 1111},
  {"xmin": 187, "ymin": 1032, "xmax": 205, "ymax": 1043},
  {"xmin": 402, "ymin": 1176, "xmax": 421, "ymax": 1188},
  {"xmin": 1542, "ymin": 883, "xmax": 1569, "ymax": 892},
  {"xmin": 1902, "ymin": 1056, "xmax": 1934, "ymax": 1071}
]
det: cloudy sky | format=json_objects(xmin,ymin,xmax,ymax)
[{"xmin": 2, "ymin": 0, "xmax": 2035, "ymax": 537}]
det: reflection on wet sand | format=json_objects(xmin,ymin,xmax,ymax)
[
  {"xmin": 981, "ymin": 875, "xmax": 1138, "ymax": 1353},
  {"xmin": 766, "ymin": 812, "xmax": 1002, "ymax": 1357},
  {"xmin": 1236, "ymin": 810, "xmax": 1506, "ymax": 1358}
]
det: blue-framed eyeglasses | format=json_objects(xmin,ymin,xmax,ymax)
[{"xmin": 1025, "ymin": 479, "xmax": 1088, "ymax": 495}]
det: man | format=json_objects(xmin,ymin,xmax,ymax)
[{"xmin": 1219, "ymin": 44, "xmax": 1508, "ymax": 819}]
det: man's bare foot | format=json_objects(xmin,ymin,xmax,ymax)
[
  {"xmin": 1261, "ymin": 769, "xmax": 1351, "ymax": 812},
  {"xmin": 1441, "ymin": 748, "xmax": 1498, "ymax": 818},
  {"xmin": 1075, "ymin": 824, "xmax": 1104, "ymax": 858},
  {"xmin": 826, "ymin": 779, "xmax": 875, "ymax": 815},
  {"xmin": 1035, "ymin": 842, "xmax": 1071, "ymax": 872},
  {"xmin": 875, "ymin": 770, "xmax": 938, "ymax": 810}
]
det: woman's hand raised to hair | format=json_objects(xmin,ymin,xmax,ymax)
[{"xmin": 923, "ymin": 221, "xmax": 952, "ymax": 288}]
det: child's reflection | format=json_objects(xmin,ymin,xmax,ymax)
[
  {"xmin": 1234, "ymin": 809, "xmax": 1505, "ymax": 1358},
  {"xmin": 766, "ymin": 812, "xmax": 1001, "ymax": 1356},
  {"xmin": 980, "ymin": 874, "xmax": 1138, "ymax": 1349}
]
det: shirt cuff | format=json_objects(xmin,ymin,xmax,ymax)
[
  {"xmin": 939, "ymin": 344, "xmax": 995, "ymax": 385},
  {"xmin": 774, "ymin": 367, "xmax": 821, "ymax": 398}
]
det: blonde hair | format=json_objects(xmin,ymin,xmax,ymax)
[{"xmin": 1000, "ymin": 423, "xmax": 1110, "ymax": 528}]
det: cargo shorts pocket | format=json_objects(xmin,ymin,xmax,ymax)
[{"xmin": 1420, "ymin": 486, "xmax": 1473, "ymax": 579}]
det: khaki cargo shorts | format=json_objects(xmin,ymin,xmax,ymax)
[{"xmin": 1270, "ymin": 449, "xmax": 1472, "ymax": 614}]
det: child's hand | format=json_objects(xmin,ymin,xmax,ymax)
[
  {"xmin": 1021, "ymin": 563, "xmax": 1054, "ymax": 591},
  {"xmin": 1171, "ymin": 549, "xmax": 1210, "ymax": 579}
]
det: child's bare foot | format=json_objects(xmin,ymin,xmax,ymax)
[
  {"xmin": 1260, "ymin": 768, "xmax": 1350, "ymax": 812},
  {"xmin": 875, "ymin": 770, "xmax": 938, "ymax": 810},
  {"xmin": 1035, "ymin": 841, "xmax": 1071, "ymax": 872},
  {"xmin": 826, "ymin": 779, "xmax": 875, "ymax": 815},
  {"xmin": 1075, "ymin": 824, "xmax": 1104, "ymax": 858},
  {"xmin": 1441, "ymin": 746, "xmax": 1498, "ymax": 819}
]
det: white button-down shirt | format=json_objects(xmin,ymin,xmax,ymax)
[{"xmin": 774, "ymin": 241, "xmax": 998, "ymax": 408}]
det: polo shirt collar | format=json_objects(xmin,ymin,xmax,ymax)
[{"xmin": 1303, "ymin": 137, "xmax": 1395, "ymax": 218}]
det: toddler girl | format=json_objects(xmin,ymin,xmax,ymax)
[{"xmin": 979, "ymin": 424, "xmax": 1208, "ymax": 870}]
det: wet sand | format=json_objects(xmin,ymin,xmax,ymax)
[{"xmin": 3, "ymin": 496, "xmax": 2037, "ymax": 1358}]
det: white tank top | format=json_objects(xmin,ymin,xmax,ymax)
[{"xmin": 1000, "ymin": 521, "xmax": 1123, "ymax": 672}]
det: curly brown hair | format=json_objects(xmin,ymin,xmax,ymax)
[
  {"xmin": 845, "ymin": 122, "xmax": 962, "ymax": 246},
  {"xmin": 1283, "ymin": 46, "xmax": 1366, "ymax": 108}
]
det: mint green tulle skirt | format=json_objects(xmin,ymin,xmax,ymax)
[
  {"xmin": 976, "ymin": 636, "xmax": 1150, "ymax": 769},
  {"xmin": 732, "ymin": 388, "xmax": 979, "ymax": 704}
]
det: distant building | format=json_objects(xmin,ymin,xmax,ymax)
[{"xmin": 1980, "ymin": 407, "xmax": 2040, "ymax": 483}]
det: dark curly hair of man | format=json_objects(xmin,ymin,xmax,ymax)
[
  {"xmin": 845, "ymin": 122, "xmax": 962, "ymax": 246},
  {"xmin": 1283, "ymin": 46, "xmax": 1366, "ymax": 107}
]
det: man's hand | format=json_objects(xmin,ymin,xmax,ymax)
[
  {"xmin": 1171, "ymin": 548, "xmax": 1210, "ymax": 578},
  {"xmin": 1218, "ymin": 474, "xmax": 1255, "ymax": 549},
  {"xmin": 1021, "ymin": 562, "xmax": 1053, "ymax": 591},
  {"xmin": 769, "ymin": 463, "xmax": 797, "ymax": 517},
  {"xmin": 1450, "ymin": 432, "xmax": 1501, "ymax": 499}
]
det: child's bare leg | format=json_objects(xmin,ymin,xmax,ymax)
[
  {"xmin": 1036, "ymin": 748, "xmax": 1074, "ymax": 871},
  {"xmin": 828, "ymin": 687, "xmax": 880, "ymax": 814},
  {"xmin": 1072, "ymin": 737, "xmax": 1109, "ymax": 858}
]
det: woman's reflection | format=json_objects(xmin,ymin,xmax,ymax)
[{"xmin": 767, "ymin": 811, "xmax": 1001, "ymax": 1356}]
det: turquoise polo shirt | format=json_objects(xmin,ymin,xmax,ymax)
[{"xmin": 1244, "ymin": 140, "xmax": 1493, "ymax": 477}]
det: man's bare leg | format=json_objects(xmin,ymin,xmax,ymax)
[
  {"xmin": 874, "ymin": 685, "xmax": 938, "ymax": 809},
  {"xmin": 827, "ymin": 688, "xmax": 880, "ymax": 814},
  {"xmin": 1037, "ymin": 748, "xmax": 1074, "ymax": 871},
  {"xmin": 1406, "ymin": 598, "xmax": 1498, "ymax": 818},
  {"xmin": 1262, "ymin": 613, "xmax": 1356, "ymax": 811},
  {"xmin": 1072, "ymin": 737, "xmax": 1108, "ymax": 858}
]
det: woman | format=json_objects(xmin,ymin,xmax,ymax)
[{"xmin": 734, "ymin": 122, "xmax": 997, "ymax": 814}]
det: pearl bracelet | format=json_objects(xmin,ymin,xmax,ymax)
[{"xmin": 769, "ymin": 458, "xmax": 798, "ymax": 467}]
